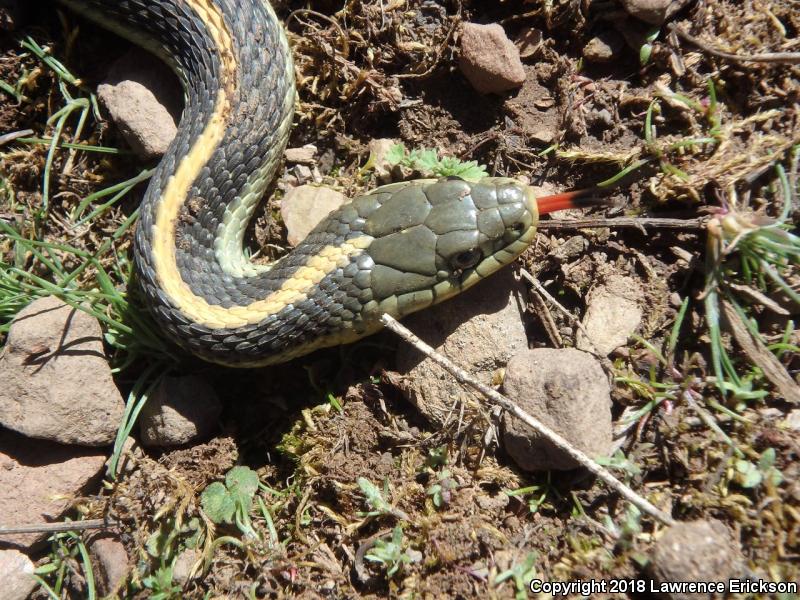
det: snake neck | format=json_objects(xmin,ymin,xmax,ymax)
[
  {"xmin": 58, "ymin": 2, "xmax": 541, "ymax": 367},
  {"xmin": 61, "ymin": 1, "xmax": 311, "ymax": 352}
]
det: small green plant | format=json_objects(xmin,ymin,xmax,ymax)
[
  {"xmin": 34, "ymin": 531, "xmax": 97, "ymax": 600},
  {"xmin": 596, "ymin": 449, "xmax": 643, "ymax": 482},
  {"xmin": 356, "ymin": 477, "xmax": 394, "ymax": 517},
  {"xmin": 385, "ymin": 143, "xmax": 489, "ymax": 181},
  {"xmin": 364, "ymin": 526, "xmax": 421, "ymax": 578},
  {"xmin": 201, "ymin": 466, "xmax": 261, "ymax": 539},
  {"xmin": 494, "ymin": 552, "xmax": 537, "ymax": 600},
  {"xmin": 704, "ymin": 162, "xmax": 799, "ymax": 403},
  {"xmin": 509, "ymin": 477, "xmax": 563, "ymax": 514},
  {"xmin": 595, "ymin": 79, "xmax": 724, "ymax": 188},
  {"xmin": 424, "ymin": 446, "xmax": 449, "ymax": 469},
  {"xmin": 734, "ymin": 447, "xmax": 783, "ymax": 489},
  {"xmin": 639, "ymin": 27, "xmax": 660, "ymax": 65},
  {"xmin": 426, "ymin": 468, "xmax": 457, "ymax": 509},
  {"xmin": 604, "ymin": 505, "xmax": 642, "ymax": 550},
  {"xmin": 141, "ymin": 564, "xmax": 182, "ymax": 600}
]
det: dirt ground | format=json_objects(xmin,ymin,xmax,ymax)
[{"xmin": 0, "ymin": 0, "xmax": 799, "ymax": 598}]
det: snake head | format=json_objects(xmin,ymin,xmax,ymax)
[{"xmin": 347, "ymin": 176, "xmax": 538, "ymax": 320}]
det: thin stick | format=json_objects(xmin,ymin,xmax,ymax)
[
  {"xmin": 0, "ymin": 129, "xmax": 34, "ymax": 146},
  {"xmin": 380, "ymin": 313, "xmax": 676, "ymax": 527},
  {"xmin": 0, "ymin": 518, "xmax": 109, "ymax": 536},
  {"xmin": 670, "ymin": 24, "xmax": 800, "ymax": 65},
  {"xmin": 529, "ymin": 289, "xmax": 563, "ymax": 348},
  {"xmin": 519, "ymin": 269, "xmax": 603, "ymax": 358},
  {"xmin": 537, "ymin": 217, "xmax": 705, "ymax": 231}
]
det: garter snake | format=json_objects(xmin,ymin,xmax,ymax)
[{"xmin": 59, "ymin": 0, "xmax": 542, "ymax": 366}]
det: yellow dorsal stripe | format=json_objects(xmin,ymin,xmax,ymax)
[
  {"xmin": 149, "ymin": 0, "xmax": 345, "ymax": 330},
  {"xmin": 151, "ymin": 1, "xmax": 371, "ymax": 330}
]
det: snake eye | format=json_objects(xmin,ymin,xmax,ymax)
[{"xmin": 451, "ymin": 248, "xmax": 482, "ymax": 271}]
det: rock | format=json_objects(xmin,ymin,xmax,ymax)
[
  {"xmin": 293, "ymin": 164, "xmax": 314, "ymax": 184},
  {"xmin": 551, "ymin": 236, "xmax": 590, "ymax": 263},
  {"xmin": 0, "ymin": 296, "xmax": 125, "ymax": 446},
  {"xmin": 576, "ymin": 273, "xmax": 643, "ymax": 355},
  {"xmin": 367, "ymin": 138, "xmax": 400, "ymax": 184},
  {"xmin": 0, "ymin": 430, "xmax": 106, "ymax": 550},
  {"xmin": 396, "ymin": 268, "xmax": 529, "ymax": 428},
  {"xmin": 172, "ymin": 548, "xmax": 201, "ymax": 584},
  {"xmin": 529, "ymin": 125, "xmax": 556, "ymax": 145},
  {"xmin": 97, "ymin": 50, "xmax": 180, "ymax": 160},
  {"xmin": 785, "ymin": 409, "xmax": 800, "ymax": 432},
  {"xmin": 619, "ymin": 0, "xmax": 693, "ymax": 25},
  {"xmin": 649, "ymin": 519, "xmax": 741, "ymax": 599},
  {"xmin": 583, "ymin": 30, "xmax": 625, "ymax": 63},
  {"xmin": 139, "ymin": 375, "xmax": 222, "ymax": 447},
  {"xmin": 516, "ymin": 27, "xmax": 543, "ymax": 59},
  {"xmin": 0, "ymin": 549, "xmax": 36, "ymax": 600},
  {"xmin": 284, "ymin": 144, "xmax": 317, "ymax": 164},
  {"xmin": 459, "ymin": 23, "xmax": 526, "ymax": 94},
  {"xmin": 501, "ymin": 348, "xmax": 612, "ymax": 471},
  {"xmin": 90, "ymin": 535, "xmax": 128, "ymax": 596},
  {"xmin": 280, "ymin": 185, "xmax": 347, "ymax": 247}
]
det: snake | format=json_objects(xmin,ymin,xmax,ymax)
[{"xmin": 57, "ymin": 0, "xmax": 583, "ymax": 367}]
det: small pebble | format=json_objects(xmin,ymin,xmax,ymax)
[
  {"xmin": 172, "ymin": 548, "xmax": 201, "ymax": 584},
  {"xmin": 293, "ymin": 164, "xmax": 313, "ymax": 184},
  {"xmin": 576, "ymin": 273, "xmax": 643, "ymax": 356},
  {"xmin": 284, "ymin": 144, "xmax": 317, "ymax": 164},
  {"xmin": 0, "ymin": 430, "xmax": 106, "ymax": 550},
  {"xmin": 649, "ymin": 519, "xmax": 741, "ymax": 600},
  {"xmin": 619, "ymin": 0, "xmax": 693, "ymax": 25},
  {"xmin": 367, "ymin": 138, "xmax": 400, "ymax": 184},
  {"xmin": 502, "ymin": 348, "xmax": 612, "ymax": 471},
  {"xmin": 0, "ymin": 296, "xmax": 125, "ymax": 446},
  {"xmin": 139, "ymin": 375, "xmax": 222, "ymax": 447},
  {"xmin": 97, "ymin": 50, "xmax": 179, "ymax": 160},
  {"xmin": 785, "ymin": 409, "xmax": 800, "ymax": 432},
  {"xmin": 0, "ymin": 549, "xmax": 36, "ymax": 600},
  {"xmin": 397, "ymin": 269, "xmax": 529, "ymax": 428},
  {"xmin": 90, "ymin": 535, "xmax": 128, "ymax": 596},
  {"xmin": 459, "ymin": 22, "xmax": 526, "ymax": 94},
  {"xmin": 280, "ymin": 185, "xmax": 346, "ymax": 247},
  {"xmin": 583, "ymin": 30, "xmax": 625, "ymax": 63}
]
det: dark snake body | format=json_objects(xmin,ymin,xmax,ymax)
[{"xmin": 59, "ymin": 0, "xmax": 539, "ymax": 366}]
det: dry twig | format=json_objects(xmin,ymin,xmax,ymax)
[
  {"xmin": 670, "ymin": 24, "xmax": 800, "ymax": 65},
  {"xmin": 0, "ymin": 518, "xmax": 109, "ymax": 535},
  {"xmin": 537, "ymin": 217, "xmax": 706, "ymax": 231},
  {"xmin": 380, "ymin": 313, "xmax": 676, "ymax": 527}
]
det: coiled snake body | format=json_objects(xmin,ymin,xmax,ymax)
[{"xmin": 60, "ymin": 0, "xmax": 540, "ymax": 366}]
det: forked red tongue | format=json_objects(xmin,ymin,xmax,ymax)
[{"xmin": 536, "ymin": 189, "xmax": 610, "ymax": 215}]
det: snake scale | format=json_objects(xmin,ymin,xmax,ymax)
[{"xmin": 58, "ymin": 0, "xmax": 552, "ymax": 367}]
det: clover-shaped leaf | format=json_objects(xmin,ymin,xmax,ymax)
[
  {"xmin": 201, "ymin": 466, "xmax": 260, "ymax": 527},
  {"xmin": 201, "ymin": 481, "xmax": 237, "ymax": 524},
  {"xmin": 226, "ymin": 466, "xmax": 259, "ymax": 506}
]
